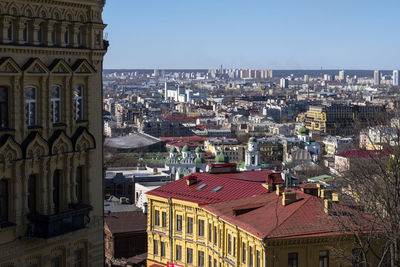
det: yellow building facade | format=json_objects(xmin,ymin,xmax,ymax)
[
  {"xmin": 146, "ymin": 172, "xmax": 381, "ymax": 267},
  {"xmin": 0, "ymin": 0, "xmax": 107, "ymax": 265}
]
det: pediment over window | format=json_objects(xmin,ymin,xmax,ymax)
[
  {"xmin": 0, "ymin": 57, "xmax": 22, "ymax": 74},
  {"xmin": 72, "ymin": 127, "xmax": 96, "ymax": 152},
  {"xmin": 49, "ymin": 130, "xmax": 73, "ymax": 155},
  {"xmin": 49, "ymin": 59, "xmax": 73, "ymax": 75},
  {"xmin": 0, "ymin": 135, "xmax": 22, "ymax": 163},
  {"xmin": 22, "ymin": 132, "xmax": 49, "ymax": 159},
  {"xmin": 22, "ymin": 58, "xmax": 49, "ymax": 75},
  {"xmin": 72, "ymin": 59, "xmax": 96, "ymax": 75}
]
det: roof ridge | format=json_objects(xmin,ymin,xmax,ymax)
[{"xmin": 265, "ymin": 193, "xmax": 312, "ymax": 238}]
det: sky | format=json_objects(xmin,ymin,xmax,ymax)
[{"xmin": 103, "ymin": 0, "xmax": 400, "ymax": 70}]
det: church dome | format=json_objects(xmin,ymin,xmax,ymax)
[
  {"xmin": 298, "ymin": 125, "xmax": 309, "ymax": 136},
  {"xmin": 215, "ymin": 152, "xmax": 229, "ymax": 164},
  {"xmin": 249, "ymin": 137, "xmax": 256, "ymax": 143},
  {"xmin": 170, "ymin": 147, "xmax": 177, "ymax": 153},
  {"xmin": 195, "ymin": 147, "xmax": 202, "ymax": 153},
  {"xmin": 182, "ymin": 145, "xmax": 190, "ymax": 152}
]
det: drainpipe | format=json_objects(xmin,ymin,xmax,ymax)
[
  {"xmin": 168, "ymin": 197, "xmax": 173, "ymax": 262},
  {"xmin": 262, "ymin": 237, "xmax": 267, "ymax": 267}
]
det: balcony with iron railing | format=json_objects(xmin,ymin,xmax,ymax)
[{"xmin": 27, "ymin": 203, "xmax": 92, "ymax": 239}]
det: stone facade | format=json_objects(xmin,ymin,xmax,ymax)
[{"xmin": 0, "ymin": 0, "xmax": 107, "ymax": 266}]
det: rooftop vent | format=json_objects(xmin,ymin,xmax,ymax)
[
  {"xmin": 211, "ymin": 186, "xmax": 223, "ymax": 192},
  {"xmin": 186, "ymin": 175, "xmax": 198, "ymax": 186},
  {"xmin": 196, "ymin": 184, "xmax": 207, "ymax": 190},
  {"xmin": 282, "ymin": 191, "xmax": 297, "ymax": 206}
]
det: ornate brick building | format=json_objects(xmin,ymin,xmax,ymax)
[{"xmin": 0, "ymin": 0, "xmax": 107, "ymax": 265}]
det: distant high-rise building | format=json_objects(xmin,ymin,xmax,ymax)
[
  {"xmin": 153, "ymin": 69, "xmax": 159, "ymax": 77},
  {"xmin": 280, "ymin": 78, "xmax": 289, "ymax": 89},
  {"xmin": 374, "ymin": 70, "xmax": 381, "ymax": 85},
  {"xmin": 393, "ymin": 70, "xmax": 399, "ymax": 86},
  {"xmin": 339, "ymin": 70, "xmax": 345, "ymax": 81}
]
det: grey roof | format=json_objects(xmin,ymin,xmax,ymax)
[
  {"xmin": 104, "ymin": 133, "xmax": 161, "ymax": 149},
  {"xmin": 104, "ymin": 197, "xmax": 142, "ymax": 213}
]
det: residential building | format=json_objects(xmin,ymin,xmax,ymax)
[
  {"xmin": 146, "ymin": 168, "xmax": 380, "ymax": 267},
  {"xmin": 374, "ymin": 70, "xmax": 381, "ymax": 86},
  {"xmin": 0, "ymin": 0, "xmax": 107, "ymax": 265},
  {"xmin": 323, "ymin": 136, "xmax": 354, "ymax": 155},
  {"xmin": 393, "ymin": 70, "xmax": 399, "ymax": 86}
]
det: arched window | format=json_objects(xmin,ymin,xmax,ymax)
[
  {"xmin": 53, "ymin": 170, "xmax": 61, "ymax": 213},
  {"xmin": 0, "ymin": 180, "xmax": 8, "ymax": 224},
  {"xmin": 50, "ymin": 85, "xmax": 61, "ymax": 124},
  {"xmin": 7, "ymin": 21, "xmax": 14, "ymax": 43},
  {"xmin": 25, "ymin": 86, "xmax": 37, "ymax": 126},
  {"xmin": 28, "ymin": 175, "xmax": 37, "ymax": 214},
  {"xmin": 64, "ymin": 26, "xmax": 70, "ymax": 45},
  {"xmin": 0, "ymin": 86, "xmax": 8, "ymax": 128},
  {"xmin": 74, "ymin": 85, "xmax": 83, "ymax": 121},
  {"xmin": 38, "ymin": 23, "xmax": 43, "ymax": 45},
  {"xmin": 23, "ymin": 22, "xmax": 29, "ymax": 44}
]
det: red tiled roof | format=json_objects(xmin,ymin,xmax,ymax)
[
  {"xmin": 203, "ymin": 191, "xmax": 342, "ymax": 239},
  {"xmin": 104, "ymin": 211, "xmax": 147, "ymax": 234},
  {"xmin": 336, "ymin": 149, "xmax": 392, "ymax": 159},
  {"xmin": 147, "ymin": 170, "xmax": 279, "ymax": 204}
]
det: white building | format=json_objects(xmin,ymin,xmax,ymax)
[
  {"xmin": 243, "ymin": 137, "xmax": 261, "ymax": 171},
  {"xmin": 393, "ymin": 70, "xmax": 399, "ymax": 86},
  {"xmin": 280, "ymin": 78, "xmax": 289, "ymax": 89},
  {"xmin": 374, "ymin": 70, "xmax": 381, "ymax": 86}
]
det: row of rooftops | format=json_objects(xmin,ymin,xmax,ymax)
[{"xmin": 147, "ymin": 167, "xmax": 367, "ymax": 240}]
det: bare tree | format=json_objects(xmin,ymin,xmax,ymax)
[{"xmin": 331, "ymin": 115, "xmax": 400, "ymax": 267}]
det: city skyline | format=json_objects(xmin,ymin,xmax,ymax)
[{"xmin": 103, "ymin": 0, "xmax": 400, "ymax": 70}]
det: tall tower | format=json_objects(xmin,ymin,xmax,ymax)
[
  {"xmin": 0, "ymin": 0, "xmax": 107, "ymax": 265},
  {"xmin": 244, "ymin": 137, "xmax": 260, "ymax": 170},
  {"xmin": 393, "ymin": 70, "xmax": 399, "ymax": 86},
  {"xmin": 374, "ymin": 70, "xmax": 381, "ymax": 86}
]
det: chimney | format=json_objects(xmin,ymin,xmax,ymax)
[
  {"xmin": 282, "ymin": 191, "xmax": 297, "ymax": 206},
  {"xmin": 317, "ymin": 184, "xmax": 321, "ymax": 197},
  {"xmin": 119, "ymin": 197, "xmax": 127, "ymax": 204},
  {"xmin": 332, "ymin": 193, "xmax": 339, "ymax": 202},
  {"xmin": 186, "ymin": 175, "xmax": 197, "ymax": 186},
  {"xmin": 143, "ymin": 203, "xmax": 148, "ymax": 214},
  {"xmin": 276, "ymin": 184, "xmax": 283, "ymax": 196},
  {"xmin": 324, "ymin": 199, "xmax": 332, "ymax": 214}
]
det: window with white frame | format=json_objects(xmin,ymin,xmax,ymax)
[
  {"xmin": 25, "ymin": 86, "xmax": 37, "ymax": 126},
  {"xmin": 74, "ymin": 85, "xmax": 83, "ymax": 121},
  {"xmin": 51, "ymin": 85, "xmax": 61, "ymax": 123}
]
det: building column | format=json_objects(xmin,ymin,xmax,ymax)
[
  {"xmin": 45, "ymin": 20, "xmax": 56, "ymax": 46},
  {"xmin": 31, "ymin": 19, "xmax": 42, "ymax": 45},
  {"xmin": 70, "ymin": 158, "xmax": 77, "ymax": 204},
  {"xmin": 16, "ymin": 18, "xmax": 27, "ymax": 45},
  {"xmin": 48, "ymin": 166, "xmax": 55, "ymax": 214},
  {"xmin": 0, "ymin": 16, "xmax": 12, "ymax": 43},
  {"xmin": 71, "ymin": 23, "xmax": 81, "ymax": 47}
]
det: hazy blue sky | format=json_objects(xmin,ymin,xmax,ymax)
[{"xmin": 103, "ymin": 0, "xmax": 400, "ymax": 70}]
